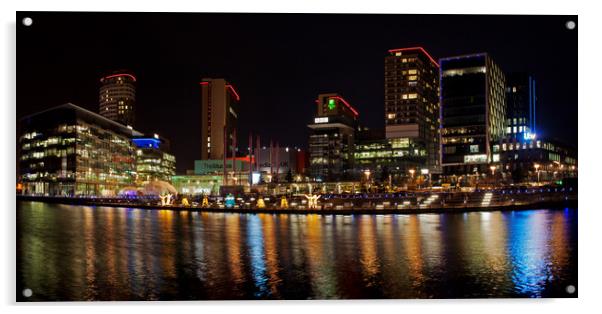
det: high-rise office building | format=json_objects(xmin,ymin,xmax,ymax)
[
  {"xmin": 440, "ymin": 53, "xmax": 506, "ymax": 175},
  {"xmin": 99, "ymin": 71, "xmax": 136, "ymax": 126},
  {"xmin": 308, "ymin": 93, "xmax": 358, "ymax": 181},
  {"xmin": 200, "ymin": 78, "xmax": 240, "ymax": 160},
  {"xmin": 385, "ymin": 47, "xmax": 440, "ymax": 173},
  {"xmin": 505, "ymin": 72, "xmax": 537, "ymax": 141}
]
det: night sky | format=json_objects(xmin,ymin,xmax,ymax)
[{"xmin": 16, "ymin": 12, "xmax": 577, "ymax": 173}]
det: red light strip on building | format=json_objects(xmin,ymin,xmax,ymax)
[
  {"xmin": 388, "ymin": 47, "xmax": 439, "ymax": 68},
  {"xmin": 234, "ymin": 156, "xmax": 254, "ymax": 162},
  {"xmin": 226, "ymin": 84, "xmax": 240, "ymax": 101},
  {"xmin": 329, "ymin": 96, "xmax": 359, "ymax": 117},
  {"xmin": 199, "ymin": 82, "xmax": 209, "ymax": 85},
  {"xmin": 102, "ymin": 73, "xmax": 137, "ymax": 82}
]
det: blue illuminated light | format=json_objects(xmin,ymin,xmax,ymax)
[
  {"xmin": 132, "ymin": 138, "xmax": 161, "ymax": 149},
  {"xmin": 523, "ymin": 132, "xmax": 536, "ymax": 140}
]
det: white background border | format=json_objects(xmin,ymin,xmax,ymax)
[{"xmin": 1, "ymin": 0, "xmax": 599, "ymax": 313}]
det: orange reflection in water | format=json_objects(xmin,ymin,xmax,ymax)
[
  {"xmin": 404, "ymin": 215, "xmax": 424, "ymax": 287},
  {"xmin": 83, "ymin": 206, "xmax": 96, "ymax": 300},
  {"xmin": 359, "ymin": 217, "xmax": 380, "ymax": 282},
  {"xmin": 225, "ymin": 214, "xmax": 244, "ymax": 284},
  {"xmin": 104, "ymin": 208, "xmax": 118, "ymax": 290},
  {"xmin": 304, "ymin": 214, "xmax": 338, "ymax": 297},
  {"xmin": 157, "ymin": 210, "xmax": 176, "ymax": 280},
  {"xmin": 480, "ymin": 212, "xmax": 509, "ymax": 274}
]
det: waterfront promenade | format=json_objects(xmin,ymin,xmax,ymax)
[{"xmin": 17, "ymin": 186, "xmax": 577, "ymax": 215}]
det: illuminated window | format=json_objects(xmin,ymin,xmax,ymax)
[
  {"xmin": 408, "ymin": 69, "xmax": 417, "ymax": 74},
  {"xmin": 402, "ymin": 94, "xmax": 408, "ymax": 99},
  {"xmin": 408, "ymin": 75, "xmax": 417, "ymax": 81},
  {"xmin": 506, "ymin": 127, "xmax": 511, "ymax": 134},
  {"xmin": 387, "ymin": 113, "xmax": 396, "ymax": 119},
  {"xmin": 470, "ymin": 145, "xmax": 479, "ymax": 153},
  {"xmin": 513, "ymin": 126, "xmax": 517, "ymax": 133},
  {"xmin": 502, "ymin": 143, "xmax": 507, "ymax": 151},
  {"xmin": 408, "ymin": 93, "xmax": 418, "ymax": 99}
]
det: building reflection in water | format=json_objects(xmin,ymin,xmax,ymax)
[
  {"xmin": 17, "ymin": 202, "xmax": 577, "ymax": 300},
  {"xmin": 506, "ymin": 210, "xmax": 561, "ymax": 297},
  {"xmin": 246, "ymin": 214, "xmax": 269, "ymax": 297},
  {"xmin": 260, "ymin": 214, "xmax": 282, "ymax": 297}
]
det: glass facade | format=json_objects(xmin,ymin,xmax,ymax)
[
  {"xmin": 99, "ymin": 72, "xmax": 136, "ymax": 126},
  {"xmin": 308, "ymin": 94, "xmax": 358, "ymax": 181},
  {"xmin": 354, "ymin": 132, "xmax": 426, "ymax": 183},
  {"xmin": 19, "ymin": 104, "xmax": 140, "ymax": 196},
  {"xmin": 440, "ymin": 53, "xmax": 506, "ymax": 174},
  {"xmin": 385, "ymin": 48, "xmax": 440, "ymax": 173},
  {"xmin": 133, "ymin": 137, "xmax": 176, "ymax": 184},
  {"xmin": 505, "ymin": 72, "xmax": 536, "ymax": 140}
]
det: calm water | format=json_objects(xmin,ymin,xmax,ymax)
[{"xmin": 17, "ymin": 201, "xmax": 577, "ymax": 300}]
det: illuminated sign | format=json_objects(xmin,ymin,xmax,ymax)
[
  {"xmin": 314, "ymin": 117, "xmax": 329, "ymax": 124},
  {"xmin": 523, "ymin": 132, "xmax": 537, "ymax": 140},
  {"xmin": 328, "ymin": 98, "xmax": 336, "ymax": 110},
  {"xmin": 132, "ymin": 138, "xmax": 161, "ymax": 149},
  {"xmin": 464, "ymin": 154, "xmax": 487, "ymax": 164}
]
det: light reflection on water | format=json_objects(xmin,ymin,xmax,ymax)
[{"xmin": 17, "ymin": 201, "xmax": 577, "ymax": 300}]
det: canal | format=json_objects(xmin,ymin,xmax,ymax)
[{"xmin": 16, "ymin": 201, "xmax": 577, "ymax": 300}]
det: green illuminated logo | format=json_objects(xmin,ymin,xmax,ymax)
[{"xmin": 328, "ymin": 98, "xmax": 336, "ymax": 110}]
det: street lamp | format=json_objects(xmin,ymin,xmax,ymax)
[
  {"xmin": 489, "ymin": 165, "xmax": 496, "ymax": 176},
  {"xmin": 534, "ymin": 163, "xmax": 540, "ymax": 183}
]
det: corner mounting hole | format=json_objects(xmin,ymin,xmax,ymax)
[
  {"xmin": 22, "ymin": 288, "xmax": 33, "ymax": 297},
  {"xmin": 22, "ymin": 17, "xmax": 33, "ymax": 27},
  {"xmin": 566, "ymin": 20, "xmax": 576, "ymax": 30},
  {"xmin": 566, "ymin": 284, "xmax": 576, "ymax": 294}
]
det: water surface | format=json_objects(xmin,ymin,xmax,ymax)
[{"xmin": 17, "ymin": 201, "xmax": 577, "ymax": 300}]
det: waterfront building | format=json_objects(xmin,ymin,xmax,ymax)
[
  {"xmin": 308, "ymin": 93, "xmax": 359, "ymax": 181},
  {"xmin": 200, "ymin": 78, "xmax": 240, "ymax": 160},
  {"xmin": 440, "ymin": 53, "xmax": 506, "ymax": 175},
  {"xmin": 499, "ymin": 137, "xmax": 577, "ymax": 182},
  {"xmin": 354, "ymin": 127, "xmax": 426, "ymax": 184},
  {"xmin": 255, "ymin": 146, "xmax": 304, "ymax": 182},
  {"xmin": 132, "ymin": 134, "xmax": 176, "ymax": 184},
  {"xmin": 99, "ymin": 71, "xmax": 136, "ymax": 127},
  {"xmin": 19, "ymin": 103, "xmax": 141, "ymax": 196},
  {"xmin": 171, "ymin": 174, "xmax": 226, "ymax": 196},
  {"xmin": 385, "ymin": 47, "xmax": 441, "ymax": 173}
]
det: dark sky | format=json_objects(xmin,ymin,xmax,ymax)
[{"xmin": 17, "ymin": 12, "xmax": 577, "ymax": 173}]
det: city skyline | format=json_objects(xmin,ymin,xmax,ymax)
[{"xmin": 17, "ymin": 12, "xmax": 577, "ymax": 173}]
